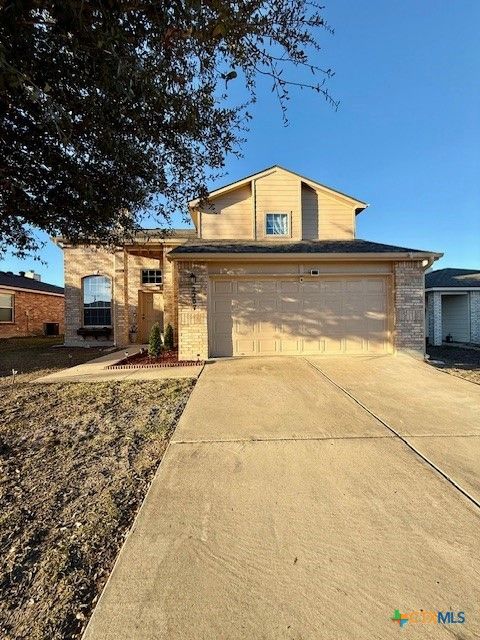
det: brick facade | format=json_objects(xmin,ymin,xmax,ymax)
[
  {"xmin": 0, "ymin": 290, "xmax": 64, "ymax": 338},
  {"xmin": 63, "ymin": 244, "xmax": 177, "ymax": 348},
  {"xmin": 177, "ymin": 261, "xmax": 208, "ymax": 361},
  {"xmin": 426, "ymin": 290, "xmax": 443, "ymax": 346},
  {"xmin": 393, "ymin": 260, "xmax": 425, "ymax": 357},
  {"xmin": 64, "ymin": 246, "xmax": 116, "ymax": 346},
  {"xmin": 470, "ymin": 291, "xmax": 480, "ymax": 344},
  {"xmin": 63, "ymin": 244, "xmax": 431, "ymax": 357}
]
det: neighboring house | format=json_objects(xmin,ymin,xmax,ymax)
[
  {"xmin": 0, "ymin": 271, "xmax": 64, "ymax": 338},
  {"xmin": 426, "ymin": 268, "xmax": 480, "ymax": 346},
  {"xmin": 58, "ymin": 166, "xmax": 442, "ymax": 359}
]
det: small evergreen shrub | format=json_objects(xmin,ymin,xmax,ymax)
[
  {"xmin": 148, "ymin": 322, "xmax": 162, "ymax": 358},
  {"xmin": 164, "ymin": 323, "xmax": 174, "ymax": 350}
]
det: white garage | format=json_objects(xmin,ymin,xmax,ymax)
[{"xmin": 209, "ymin": 276, "xmax": 392, "ymax": 357}]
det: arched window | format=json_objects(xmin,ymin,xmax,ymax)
[{"xmin": 83, "ymin": 275, "xmax": 112, "ymax": 326}]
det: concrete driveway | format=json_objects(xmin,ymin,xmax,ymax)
[{"xmin": 83, "ymin": 355, "xmax": 480, "ymax": 640}]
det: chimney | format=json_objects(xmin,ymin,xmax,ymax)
[{"xmin": 24, "ymin": 270, "xmax": 41, "ymax": 281}]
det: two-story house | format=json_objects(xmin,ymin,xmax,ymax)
[{"xmin": 59, "ymin": 166, "xmax": 442, "ymax": 359}]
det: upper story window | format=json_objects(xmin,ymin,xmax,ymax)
[
  {"xmin": 141, "ymin": 269, "xmax": 162, "ymax": 285},
  {"xmin": 83, "ymin": 275, "xmax": 112, "ymax": 326},
  {"xmin": 265, "ymin": 212, "xmax": 289, "ymax": 236},
  {"xmin": 0, "ymin": 293, "xmax": 14, "ymax": 323}
]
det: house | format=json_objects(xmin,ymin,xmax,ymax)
[
  {"xmin": 58, "ymin": 166, "xmax": 442, "ymax": 359},
  {"xmin": 426, "ymin": 268, "xmax": 480, "ymax": 345},
  {"xmin": 0, "ymin": 270, "xmax": 64, "ymax": 338}
]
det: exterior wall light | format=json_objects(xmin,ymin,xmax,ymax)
[{"xmin": 189, "ymin": 272, "xmax": 197, "ymax": 284}]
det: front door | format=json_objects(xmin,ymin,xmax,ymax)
[{"xmin": 138, "ymin": 291, "xmax": 164, "ymax": 343}]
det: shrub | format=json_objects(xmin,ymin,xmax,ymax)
[
  {"xmin": 164, "ymin": 323, "xmax": 174, "ymax": 350},
  {"xmin": 148, "ymin": 322, "xmax": 162, "ymax": 358}
]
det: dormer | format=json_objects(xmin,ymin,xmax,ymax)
[{"xmin": 188, "ymin": 166, "xmax": 367, "ymax": 241}]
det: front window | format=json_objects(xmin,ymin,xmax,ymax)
[
  {"xmin": 0, "ymin": 293, "xmax": 14, "ymax": 322},
  {"xmin": 83, "ymin": 275, "xmax": 112, "ymax": 326},
  {"xmin": 265, "ymin": 212, "xmax": 289, "ymax": 236},
  {"xmin": 141, "ymin": 269, "xmax": 162, "ymax": 285}
]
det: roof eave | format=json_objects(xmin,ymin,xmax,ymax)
[
  {"xmin": 168, "ymin": 251, "xmax": 442, "ymax": 263},
  {"xmin": 426, "ymin": 286, "xmax": 480, "ymax": 292}
]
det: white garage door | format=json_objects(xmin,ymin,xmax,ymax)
[{"xmin": 209, "ymin": 277, "xmax": 391, "ymax": 357}]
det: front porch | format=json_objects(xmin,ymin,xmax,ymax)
[{"xmin": 427, "ymin": 290, "xmax": 479, "ymax": 346}]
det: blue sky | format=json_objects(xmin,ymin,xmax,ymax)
[{"xmin": 2, "ymin": 0, "xmax": 479, "ymax": 286}]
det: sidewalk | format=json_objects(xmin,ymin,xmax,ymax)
[{"xmin": 33, "ymin": 347, "xmax": 204, "ymax": 383}]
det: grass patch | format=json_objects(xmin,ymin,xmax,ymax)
[
  {"xmin": 0, "ymin": 336, "xmax": 108, "ymax": 383},
  {"xmin": 0, "ymin": 378, "xmax": 195, "ymax": 639}
]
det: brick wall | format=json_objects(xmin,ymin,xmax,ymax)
[
  {"xmin": 125, "ymin": 252, "xmax": 163, "ymax": 343},
  {"xmin": 177, "ymin": 261, "xmax": 208, "ymax": 361},
  {"xmin": 0, "ymin": 290, "xmax": 64, "ymax": 338},
  {"xmin": 63, "ymin": 244, "xmax": 176, "ymax": 347},
  {"xmin": 470, "ymin": 291, "xmax": 480, "ymax": 344},
  {"xmin": 63, "ymin": 245, "xmax": 115, "ymax": 346},
  {"xmin": 393, "ymin": 260, "xmax": 425, "ymax": 357},
  {"xmin": 162, "ymin": 246, "xmax": 178, "ymax": 344}
]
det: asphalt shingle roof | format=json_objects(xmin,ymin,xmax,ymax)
[
  {"xmin": 425, "ymin": 268, "xmax": 480, "ymax": 289},
  {"xmin": 0, "ymin": 272, "xmax": 64, "ymax": 295},
  {"xmin": 169, "ymin": 239, "xmax": 435, "ymax": 256}
]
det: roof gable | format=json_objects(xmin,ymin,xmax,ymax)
[{"xmin": 189, "ymin": 165, "xmax": 368, "ymax": 210}]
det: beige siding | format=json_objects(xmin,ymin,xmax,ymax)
[
  {"xmin": 200, "ymin": 184, "xmax": 252, "ymax": 239},
  {"xmin": 197, "ymin": 168, "xmax": 359, "ymax": 241},
  {"xmin": 318, "ymin": 190, "xmax": 355, "ymax": 240},
  {"xmin": 301, "ymin": 184, "xmax": 319, "ymax": 240},
  {"xmin": 255, "ymin": 168, "xmax": 301, "ymax": 239}
]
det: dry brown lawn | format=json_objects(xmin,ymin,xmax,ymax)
[{"xmin": 0, "ymin": 338, "xmax": 195, "ymax": 639}]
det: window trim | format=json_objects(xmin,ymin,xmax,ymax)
[
  {"xmin": 82, "ymin": 275, "xmax": 112, "ymax": 327},
  {"xmin": 0, "ymin": 291, "xmax": 14, "ymax": 324},
  {"xmin": 141, "ymin": 269, "xmax": 163, "ymax": 286},
  {"xmin": 265, "ymin": 212, "xmax": 290, "ymax": 237}
]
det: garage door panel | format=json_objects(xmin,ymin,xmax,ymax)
[
  {"xmin": 213, "ymin": 281, "xmax": 234, "ymax": 294},
  {"xmin": 303, "ymin": 338, "xmax": 323, "ymax": 353},
  {"xmin": 235, "ymin": 338, "xmax": 256, "ymax": 355},
  {"xmin": 344, "ymin": 336, "xmax": 365, "ymax": 353},
  {"xmin": 256, "ymin": 281, "xmax": 277, "ymax": 294},
  {"xmin": 280, "ymin": 281, "xmax": 301, "ymax": 293},
  {"xmin": 237, "ymin": 281, "xmax": 257, "ymax": 294},
  {"xmin": 257, "ymin": 318, "xmax": 282, "ymax": 334},
  {"xmin": 256, "ymin": 298, "xmax": 277, "ymax": 313},
  {"xmin": 209, "ymin": 276, "xmax": 391, "ymax": 357},
  {"xmin": 278, "ymin": 338, "xmax": 301, "ymax": 353},
  {"xmin": 257, "ymin": 338, "xmax": 277, "ymax": 354}
]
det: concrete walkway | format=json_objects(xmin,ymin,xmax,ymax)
[
  {"xmin": 83, "ymin": 356, "xmax": 480, "ymax": 640},
  {"xmin": 33, "ymin": 347, "xmax": 204, "ymax": 382}
]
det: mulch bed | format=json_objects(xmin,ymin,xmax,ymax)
[
  {"xmin": 426, "ymin": 345, "xmax": 480, "ymax": 385},
  {"xmin": 107, "ymin": 349, "xmax": 203, "ymax": 369}
]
